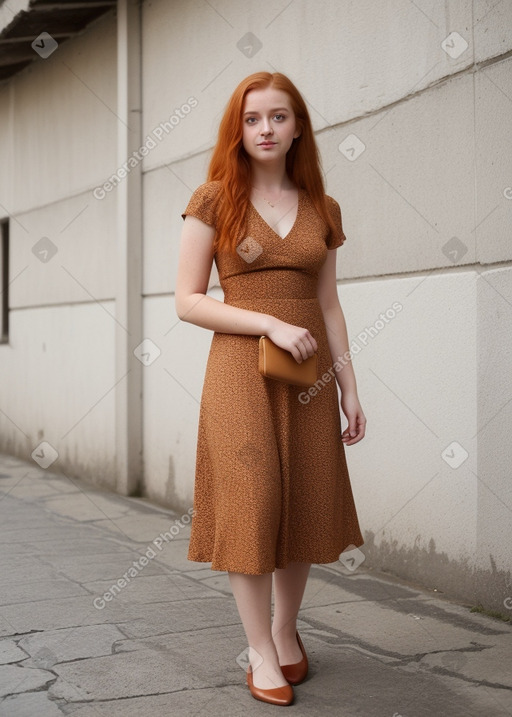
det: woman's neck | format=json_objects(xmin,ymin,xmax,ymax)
[{"xmin": 250, "ymin": 163, "xmax": 294, "ymax": 193}]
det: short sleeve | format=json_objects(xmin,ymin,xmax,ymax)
[
  {"xmin": 325, "ymin": 195, "xmax": 347, "ymax": 250},
  {"xmin": 181, "ymin": 181, "xmax": 222, "ymax": 227}
]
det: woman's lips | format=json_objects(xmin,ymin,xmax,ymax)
[{"xmin": 258, "ymin": 142, "xmax": 276, "ymax": 147}]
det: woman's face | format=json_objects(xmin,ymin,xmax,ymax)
[{"xmin": 241, "ymin": 86, "xmax": 301, "ymax": 166}]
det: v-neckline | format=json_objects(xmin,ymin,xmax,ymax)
[{"xmin": 249, "ymin": 189, "xmax": 302, "ymax": 241}]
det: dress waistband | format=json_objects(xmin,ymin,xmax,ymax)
[{"xmin": 222, "ymin": 270, "xmax": 318, "ymax": 301}]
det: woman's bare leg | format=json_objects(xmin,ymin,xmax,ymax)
[
  {"xmin": 228, "ymin": 571, "xmax": 288, "ymax": 689},
  {"xmin": 272, "ymin": 562, "xmax": 311, "ymax": 665}
]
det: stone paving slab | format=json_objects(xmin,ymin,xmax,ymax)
[
  {"xmin": 0, "ymin": 526, "xmax": 95, "ymax": 544},
  {"xmin": 184, "ymin": 569, "xmax": 233, "ymax": 595},
  {"xmin": 289, "ymin": 646, "xmax": 512, "ymax": 717},
  {"xmin": 0, "ymin": 664, "xmax": 54, "ymax": 697},
  {"xmin": 300, "ymin": 600, "xmax": 508, "ymax": 657},
  {"xmin": 88, "ymin": 512, "xmax": 193, "ymax": 542},
  {"xmin": 18, "ymin": 624, "xmax": 127, "ymax": 665},
  {"xmin": 0, "ymin": 543, "xmax": 36, "ymax": 556},
  {"xmin": 0, "ymin": 595, "xmax": 135, "ymax": 634},
  {"xmin": 298, "ymin": 569, "xmax": 399, "ymax": 609},
  {"xmin": 62, "ymin": 686, "xmax": 247, "ymax": 717},
  {"xmin": 42, "ymin": 478, "xmax": 83, "ymax": 494},
  {"xmin": 84, "ymin": 573, "xmax": 220, "ymax": 606},
  {"xmin": 48, "ymin": 648, "xmax": 206, "ymax": 701},
  {"xmin": 143, "ymin": 535, "xmax": 206, "ymax": 572},
  {"xmin": 41, "ymin": 493, "xmax": 135, "ymax": 522},
  {"xmin": 0, "ymin": 692, "xmax": 63, "ymax": 717},
  {"xmin": 2, "ymin": 482, "xmax": 65, "ymax": 499},
  {"xmin": 42, "ymin": 552, "xmax": 171, "ymax": 582},
  {"xmin": 0, "ymin": 508, "xmax": 56, "ymax": 528},
  {"xmin": 0, "ymin": 557, "xmax": 59, "ymax": 584},
  {"xmin": 23, "ymin": 537, "xmax": 136, "ymax": 556},
  {"xmin": 308, "ymin": 565, "xmax": 431, "ymax": 602},
  {"xmin": 0, "ymin": 579, "xmax": 89, "ymax": 607},
  {"xmin": 47, "ymin": 624, "xmax": 248, "ymax": 703},
  {"xmin": 0, "ymin": 642, "xmax": 26, "ymax": 666},
  {"xmin": 114, "ymin": 596, "xmax": 240, "ymax": 639},
  {"xmin": 420, "ymin": 640, "xmax": 512, "ymax": 689}
]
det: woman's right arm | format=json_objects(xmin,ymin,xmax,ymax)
[{"xmin": 175, "ymin": 215, "xmax": 317, "ymax": 362}]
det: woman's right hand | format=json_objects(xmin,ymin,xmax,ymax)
[{"xmin": 265, "ymin": 318, "xmax": 317, "ymax": 363}]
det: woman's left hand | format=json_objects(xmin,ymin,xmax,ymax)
[{"xmin": 340, "ymin": 392, "xmax": 366, "ymax": 445}]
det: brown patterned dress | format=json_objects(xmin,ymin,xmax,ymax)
[{"xmin": 182, "ymin": 181, "xmax": 363, "ymax": 574}]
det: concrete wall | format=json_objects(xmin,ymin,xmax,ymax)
[
  {"xmin": 0, "ymin": 11, "xmax": 118, "ymax": 488},
  {"xmin": 0, "ymin": 0, "xmax": 511, "ymax": 611}
]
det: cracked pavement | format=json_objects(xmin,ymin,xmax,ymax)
[{"xmin": 0, "ymin": 453, "xmax": 511, "ymax": 716}]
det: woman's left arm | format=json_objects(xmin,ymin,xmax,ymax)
[{"xmin": 317, "ymin": 249, "xmax": 366, "ymax": 445}]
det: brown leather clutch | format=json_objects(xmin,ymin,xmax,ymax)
[{"xmin": 258, "ymin": 336, "xmax": 318, "ymax": 388}]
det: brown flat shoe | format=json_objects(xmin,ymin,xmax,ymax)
[
  {"xmin": 280, "ymin": 631, "xmax": 308, "ymax": 685},
  {"xmin": 246, "ymin": 665, "xmax": 294, "ymax": 706}
]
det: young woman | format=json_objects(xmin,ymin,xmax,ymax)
[{"xmin": 176, "ymin": 72, "xmax": 366, "ymax": 706}]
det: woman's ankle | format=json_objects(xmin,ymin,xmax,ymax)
[{"xmin": 272, "ymin": 622, "xmax": 297, "ymax": 642}]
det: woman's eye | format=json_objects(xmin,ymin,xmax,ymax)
[
  {"xmin": 246, "ymin": 117, "xmax": 257, "ymax": 124},
  {"xmin": 274, "ymin": 114, "xmax": 286, "ymax": 121}
]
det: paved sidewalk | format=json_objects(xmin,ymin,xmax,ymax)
[{"xmin": 0, "ymin": 453, "xmax": 511, "ymax": 717}]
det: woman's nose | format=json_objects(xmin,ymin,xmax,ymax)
[{"xmin": 260, "ymin": 119, "xmax": 273, "ymax": 135}]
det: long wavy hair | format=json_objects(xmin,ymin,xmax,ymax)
[{"xmin": 207, "ymin": 72, "xmax": 337, "ymax": 253}]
